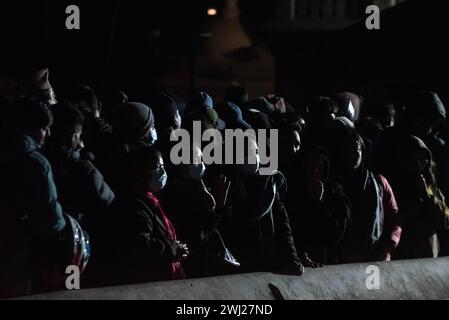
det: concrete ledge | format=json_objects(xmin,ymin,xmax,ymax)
[{"xmin": 23, "ymin": 258, "xmax": 449, "ymax": 300}]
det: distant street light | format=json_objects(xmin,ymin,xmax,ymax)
[{"xmin": 207, "ymin": 8, "xmax": 218, "ymax": 16}]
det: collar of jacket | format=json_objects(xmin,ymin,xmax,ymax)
[
  {"xmin": 136, "ymin": 196, "xmax": 170, "ymax": 233},
  {"xmin": 45, "ymin": 144, "xmax": 81, "ymax": 162},
  {"xmin": 0, "ymin": 129, "xmax": 40, "ymax": 155}
]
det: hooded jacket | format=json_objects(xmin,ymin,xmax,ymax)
[
  {"xmin": 391, "ymin": 135, "xmax": 449, "ymax": 259},
  {"xmin": 371, "ymin": 92, "xmax": 447, "ymax": 182},
  {"xmin": 331, "ymin": 128, "xmax": 401, "ymax": 263}
]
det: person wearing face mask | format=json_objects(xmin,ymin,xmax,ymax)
[
  {"xmin": 388, "ymin": 135, "xmax": 449, "ymax": 259},
  {"xmin": 217, "ymin": 133, "xmax": 304, "ymax": 275},
  {"xmin": 331, "ymin": 125, "xmax": 402, "ymax": 263},
  {"xmin": 148, "ymin": 126, "xmax": 158, "ymax": 145},
  {"xmin": 150, "ymin": 92, "xmax": 183, "ymax": 158},
  {"xmin": 104, "ymin": 102, "xmax": 158, "ymax": 191},
  {"xmin": 113, "ymin": 102, "xmax": 157, "ymax": 149},
  {"xmin": 100, "ymin": 147, "xmax": 189, "ymax": 285},
  {"xmin": 161, "ymin": 144, "xmax": 239, "ymax": 278},
  {"xmin": 44, "ymin": 103, "xmax": 115, "ymax": 225}
]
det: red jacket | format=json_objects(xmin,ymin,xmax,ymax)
[{"xmin": 377, "ymin": 175, "xmax": 402, "ymax": 261}]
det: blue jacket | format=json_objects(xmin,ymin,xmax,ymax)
[{"xmin": 0, "ymin": 130, "xmax": 66, "ymax": 298}]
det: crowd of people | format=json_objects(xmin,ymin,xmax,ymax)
[{"xmin": 1, "ymin": 67, "xmax": 449, "ymax": 298}]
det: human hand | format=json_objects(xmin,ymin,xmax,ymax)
[
  {"xmin": 281, "ymin": 260, "xmax": 305, "ymax": 276},
  {"xmin": 175, "ymin": 241, "xmax": 190, "ymax": 261},
  {"xmin": 301, "ymin": 253, "xmax": 323, "ymax": 268}
]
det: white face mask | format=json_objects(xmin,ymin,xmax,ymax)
[
  {"xmin": 149, "ymin": 128, "xmax": 158, "ymax": 145},
  {"xmin": 147, "ymin": 168, "xmax": 168, "ymax": 192}
]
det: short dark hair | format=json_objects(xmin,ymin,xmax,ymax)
[
  {"xmin": 9, "ymin": 97, "xmax": 53, "ymax": 132},
  {"xmin": 51, "ymin": 102, "xmax": 84, "ymax": 132},
  {"xmin": 279, "ymin": 122, "xmax": 303, "ymax": 136}
]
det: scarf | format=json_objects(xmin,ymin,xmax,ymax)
[{"xmin": 145, "ymin": 192, "xmax": 185, "ymax": 280}]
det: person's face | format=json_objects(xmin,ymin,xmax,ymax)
[
  {"xmin": 248, "ymin": 138, "xmax": 259, "ymax": 163},
  {"xmin": 180, "ymin": 144, "xmax": 206, "ymax": 180},
  {"xmin": 48, "ymin": 88, "xmax": 57, "ymax": 106},
  {"xmin": 407, "ymin": 152, "xmax": 430, "ymax": 176},
  {"xmin": 32, "ymin": 126, "xmax": 51, "ymax": 148},
  {"xmin": 192, "ymin": 144, "xmax": 203, "ymax": 165},
  {"xmin": 140, "ymin": 153, "xmax": 168, "ymax": 192},
  {"xmin": 70, "ymin": 125, "xmax": 83, "ymax": 150},
  {"xmin": 339, "ymin": 139, "xmax": 363, "ymax": 171},
  {"xmin": 298, "ymin": 118, "xmax": 306, "ymax": 129},
  {"xmin": 304, "ymin": 153, "xmax": 325, "ymax": 181},
  {"xmin": 143, "ymin": 154, "xmax": 164, "ymax": 177},
  {"xmin": 237, "ymin": 137, "xmax": 260, "ymax": 176},
  {"xmin": 382, "ymin": 105, "xmax": 396, "ymax": 128},
  {"xmin": 280, "ymin": 130, "xmax": 301, "ymax": 163},
  {"xmin": 33, "ymin": 88, "xmax": 57, "ymax": 106},
  {"xmin": 289, "ymin": 130, "xmax": 301, "ymax": 155},
  {"xmin": 173, "ymin": 110, "xmax": 181, "ymax": 130},
  {"xmin": 275, "ymin": 97, "xmax": 287, "ymax": 114},
  {"xmin": 411, "ymin": 119, "xmax": 436, "ymax": 137}
]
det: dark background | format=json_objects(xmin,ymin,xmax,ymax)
[{"xmin": 0, "ymin": 0, "xmax": 448, "ymax": 108}]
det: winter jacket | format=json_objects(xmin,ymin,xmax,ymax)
[
  {"xmin": 375, "ymin": 135, "xmax": 449, "ymax": 259},
  {"xmin": 337, "ymin": 169, "xmax": 401, "ymax": 263},
  {"xmin": 44, "ymin": 145, "xmax": 115, "ymax": 225},
  {"xmin": 0, "ymin": 130, "xmax": 66, "ymax": 298},
  {"xmin": 222, "ymin": 172, "xmax": 301, "ymax": 273},
  {"xmin": 99, "ymin": 191, "xmax": 183, "ymax": 286},
  {"xmin": 290, "ymin": 181, "xmax": 351, "ymax": 265}
]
